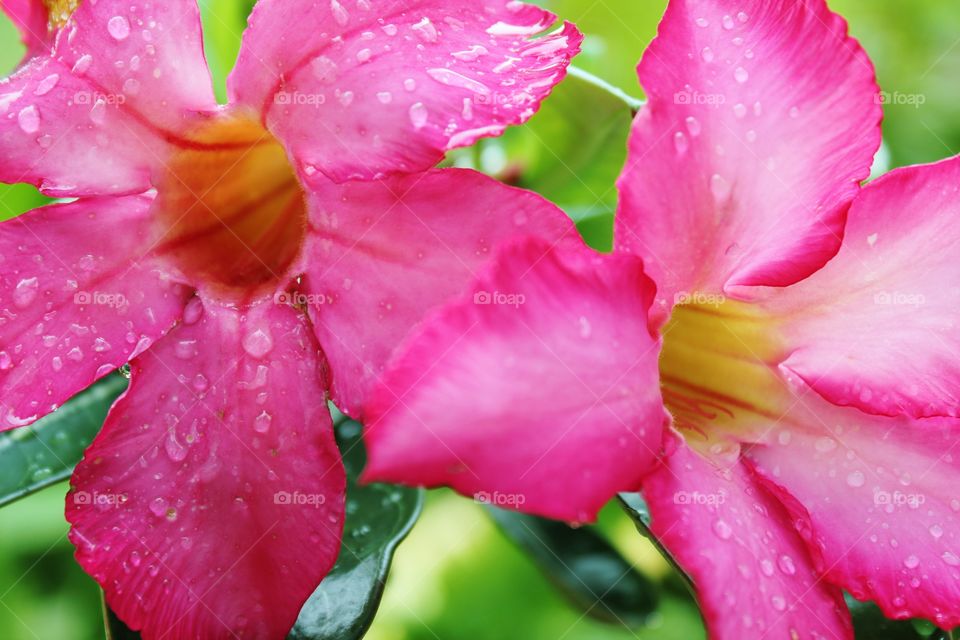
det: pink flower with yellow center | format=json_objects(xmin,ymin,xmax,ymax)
[
  {"xmin": 362, "ymin": 0, "xmax": 960, "ymax": 637},
  {"xmin": 0, "ymin": 0, "xmax": 581, "ymax": 637}
]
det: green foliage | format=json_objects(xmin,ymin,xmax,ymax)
[{"xmin": 485, "ymin": 506, "xmax": 657, "ymax": 628}]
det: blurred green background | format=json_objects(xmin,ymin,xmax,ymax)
[{"xmin": 1, "ymin": 0, "xmax": 959, "ymax": 638}]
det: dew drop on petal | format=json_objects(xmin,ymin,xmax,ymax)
[
  {"xmin": 242, "ymin": 328, "xmax": 274, "ymax": 359},
  {"xmin": 713, "ymin": 519, "xmax": 733, "ymax": 540},
  {"xmin": 17, "ymin": 106, "xmax": 40, "ymax": 134},
  {"xmin": 409, "ymin": 102, "xmax": 428, "ymax": 129},
  {"xmin": 846, "ymin": 470, "xmax": 865, "ymax": 488},
  {"xmin": 254, "ymin": 410, "xmax": 272, "ymax": 434},
  {"xmin": 904, "ymin": 555, "xmax": 920, "ymax": 569},
  {"xmin": 108, "ymin": 16, "xmax": 131, "ymax": 41},
  {"xmin": 734, "ymin": 67, "xmax": 749, "ymax": 83}
]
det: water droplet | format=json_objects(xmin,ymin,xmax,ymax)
[
  {"xmin": 34, "ymin": 74, "xmax": 59, "ymax": 96},
  {"xmin": 409, "ymin": 102, "xmax": 428, "ymax": 129},
  {"xmin": 242, "ymin": 328, "xmax": 274, "ymax": 359},
  {"xmin": 17, "ymin": 106, "xmax": 40, "ymax": 134},
  {"xmin": 193, "ymin": 374, "xmax": 209, "ymax": 392},
  {"xmin": 695, "ymin": 17, "xmax": 709, "ymax": 27},
  {"xmin": 578, "ymin": 316, "xmax": 592, "ymax": 339},
  {"xmin": 13, "ymin": 277, "xmax": 38, "ymax": 307},
  {"xmin": 106, "ymin": 16, "xmax": 131, "ymax": 42},
  {"xmin": 311, "ymin": 56, "xmax": 338, "ymax": 83},
  {"xmin": 72, "ymin": 54, "xmax": 93, "ymax": 75},
  {"xmin": 685, "ymin": 116, "xmax": 701, "ymax": 136},
  {"xmin": 356, "ymin": 48, "xmax": 372, "ymax": 63},
  {"xmin": 930, "ymin": 524, "xmax": 944, "ymax": 539},
  {"xmin": 376, "ymin": 91, "xmax": 392, "ymax": 104},
  {"xmin": 700, "ymin": 46, "xmax": 715, "ymax": 63},
  {"xmin": 734, "ymin": 67, "xmax": 749, "ymax": 83},
  {"xmin": 254, "ymin": 410, "xmax": 272, "ymax": 434},
  {"xmin": 182, "ymin": 298, "xmax": 203, "ymax": 325},
  {"xmin": 674, "ymin": 131, "xmax": 689, "ymax": 154},
  {"xmin": 814, "ymin": 437, "xmax": 837, "ymax": 453},
  {"xmin": 710, "ymin": 174, "xmax": 731, "ymax": 202},
  {"xmin": 412, "ymin": 17, "xmax": 438, "ymax": 43},
  {"xmin": 846, "ymin": 470, "xmax": 865, "ymax": 488},
  {"xmin": 330, "ymin": 0, "xmax": 349, "ymax": 26},
  {"xmin": 771, "ymin": 595, "xmax": 786, "ymax": 611},
  {"xmin": 942, "ymin": 552, "xmax": 960, "ymax": 567},
  {"xmin": 904, "ymin": 555, "xmax": 920, "ymax": 569},
  {"xmin": 778, "ymin": 555, "xmax": 796, "ymax": 575},
  {"xmin": 149, "ymin": 497, "xmax": 168, "ymax": 518},
  {"xmin": 760, "ymin": 559, "xmax": 775, "ymax": 576},
  {"xmin": 713, "ymin": 519, "xmax": 733, "ymax": 540},
  {"xmin": 722, "ymin": 15, "xmax": 735, "ymax": 30},
  {"xmin": 737, "ymin": 11, "xmax": 749, "ymax": 22},
  {"xmin": 733, "ymin": 103, "xmax": 747, "ymax": 119},
  {"xmin": 90, "ymin": 98, "xmax": 107, "ymax": 125}
]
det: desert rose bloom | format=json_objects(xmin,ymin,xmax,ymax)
[
  {"xmin": 363, "ymin": 0, "xmax": 960, "ymax": 637},
  {"xmin": 0, "ymin": 0, "xmax": 580, "ymax": 637}
]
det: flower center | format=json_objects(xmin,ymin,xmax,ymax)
[
  {"xmin": 659, "ymin": 297, "xmax": 789, "ymax": 457},
  {"xmin": 43, "ymin": 0, "xmax": 80, "ymax": 29},
  {"xmin": 153, "ymin": 113, "xmax": 307, "ymax": 299}
]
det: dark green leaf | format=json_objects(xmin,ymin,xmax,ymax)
[
  {"xmin": 103, "ymin": 417, "xmax": 423, "ymax": 640},
  {"xmin": 0, "ymin": 374, "xmax": 127, "ymax": 508},
  {"xmin": 289, "ymin": 419, "xmax": 423, "ymax": 639},
  {"xmin": 485, "ymin": 506, "xmax": 657, "ymax": 628}
]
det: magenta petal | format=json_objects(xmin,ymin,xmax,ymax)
[
  {"xmin": 0, "ymin": 196, "xmax": 190, "ymax": 431},
  {"xmin": 230, "ymin": 0, "xmax": 581, "ymax": 181},
  {"xmin": 0, "ymin": 57, "xmax": 174, "ymax": 196},
  {"xmin": 616, "ymin": 0, "xmax": 881, "ymax": 308},
  {"xmin": 746, "ymin": 394, "xmax": 960, "ymax": 629},
  {"xmin": 303, "ymin": 168, "xmax": 575, "ymax": 419},
  {"xmin": 55, "ymin": 0, "xmax": 216, "ymax": 130},
  {"xmin": 765, "ymin": 156, "xmax": 960, "ymax": 419},
  {"xmin": 67, "ymin": 297, "xmax": 345, "ymax": 640},
  {"xmin": 1, "ymin": 0, "xmax": 50, "ymax": 59},
  {"xmin": 643, "ymin": 436, "xmax": 853, "ymax": 639},
  {"xmin": 363, "ymin": 238, "xmax": 667, "ymax": 523}
]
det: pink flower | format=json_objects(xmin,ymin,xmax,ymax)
[
  {"xmin": 0, "ymin": 1, "xmax": 581, "ymax": 637},
  {"xmin": 363, "ymin": 0, "xmax": 960, "ymax": 637}
]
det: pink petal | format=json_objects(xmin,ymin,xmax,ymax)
[
  {"xmin": 0, "ymin": 196, "xmax": 190, "ymax": 431},
  {"xmin": 363, "ymin": 238, "xmax": 667, "ymax": 523},
  {"xmin": 763, "ymin": 156, "xmax": 960, "ymax": 419},
  {"xmin": 1, "ymin": 0, "xmax": 51, "ymax": 59},
  {"xmin": 746, "ymin": 392, "xmax": 960, "ymax": 628},
  {"xmin": 229, "ymin": 0, "xmax": 581, "ymax": 182},
  {"xmin": 0, "ymin": 57, "xmax": 175, "ymax": 196},
  {"xmin": 642, "ymin": 435, "xmax": 852, "ymax": 639},
  {"xmin": 67, "ymin": 297, "xmax": 345, "ymax": 640},
  {"xmin": 616, "ymin": 0, "xmax": 880, "ymax": 311},
  {"xmin": 303, "ymin": 168, "xmax": 576, "ymax": 419},
  {"xmin": 55, "ymin": 0, "xmax": 216, "ymax": 130}
]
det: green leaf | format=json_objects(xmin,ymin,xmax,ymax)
[
  {"xmin": 289, "ymin": 419, "xmax": 423, "ymax": 639},
  {"xmin": 485, "ymin": 506, "xmax": 657, "ymax": 628},
  {"xmin": 103, "ymin": 417, "xmax": 423, "ymax": 640},
  {"xmin": 0, "ymin": 374, "xmax": 128, "ymax": 508}
]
